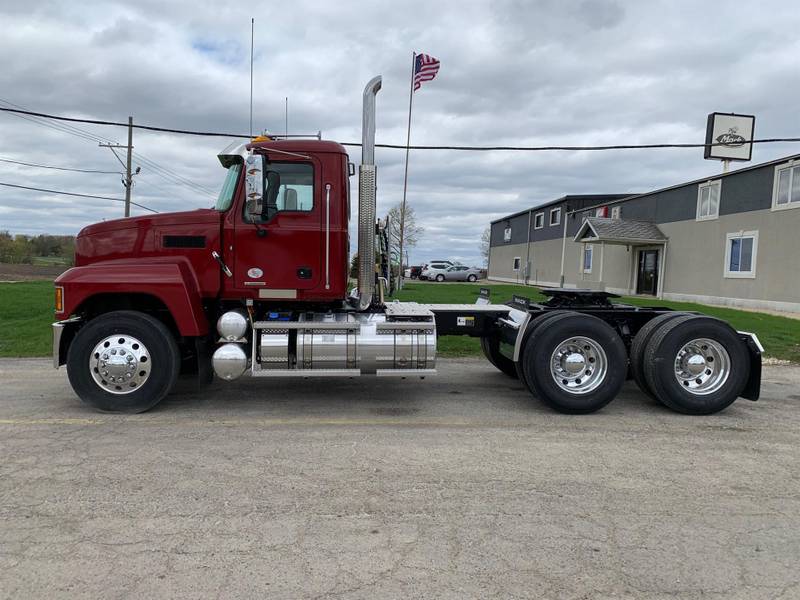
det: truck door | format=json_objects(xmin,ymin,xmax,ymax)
[{"xmin": 232, "ymin": 157, "xmax": 322, "ymax": 294}]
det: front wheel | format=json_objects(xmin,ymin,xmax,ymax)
[
  {"xmin": 520, "ymin": 312, "xmax": 627, "ymax": 414},
  {"xmin": 467, "ymin": 274, "xmax": 477, "ymax": 282},
  {"xmin": 435, "ymin": 274, "xmax": 445, "ymax": 282},
  {"xmin": 67, "ymin": 310, "xmax": 180, "ymax": 413}
]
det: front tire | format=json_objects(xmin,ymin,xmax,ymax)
[
  {"xmin": 643, "ymin": 315, "xmax": 749, "ymax": 415},
  {"xmin": 520, "ymin": 312, "xmax": 627, "ymax": 414},
  {"xmin": 467, "ymin": 274, "xmax": 477, "ymax": 282},
  {"xmin": 435, "ymin": 274, "xmax": 445, "ymax": 282},
  {"xmin": 67, "ymin": 310, "xmax": 180, "ymax": 413}
]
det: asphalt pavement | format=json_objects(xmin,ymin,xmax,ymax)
[{"xmin": 1, "ymin": 358, "xmax": 799, "ymax": 599}]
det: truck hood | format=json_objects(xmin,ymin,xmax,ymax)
[
  {"xmin": 78, "ymin": 208, "xmax": 221, "ymax": 238},
  {"xmin": 74, "ymin": 208, "xmax": 224, "ymax": 268}
]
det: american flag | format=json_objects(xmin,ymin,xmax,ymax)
[{"xmin": 413, "ymin": 53, "xmax": 440, "ymax": 91}]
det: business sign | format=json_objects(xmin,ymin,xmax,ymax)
[
  {"xmin": 704, "ymin": 112, "xmax": 755, "ymax": 162},
  {"xmin": 503, "ymin": 227, "xmax": 511, "ymax": 242}
]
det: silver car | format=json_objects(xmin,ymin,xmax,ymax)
[{"xmin": 423, "ymin": 265, "xmax": 482, "ymax": 282}]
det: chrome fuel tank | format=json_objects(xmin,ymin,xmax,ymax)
[{"xmin": 253, "ymin": 310, "xmax": 436, "ymax": 377}]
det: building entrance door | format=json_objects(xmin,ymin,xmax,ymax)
[{"xmin": 636, "ymin": 249, "xmax": 659, "ymax": 295}]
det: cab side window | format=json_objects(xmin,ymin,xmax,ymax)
[{"xmin": 247, "ymin": 161, "xmax": 314, "ymax": 223}]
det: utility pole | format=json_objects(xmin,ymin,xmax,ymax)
[
  {"xmin": 99, "ymin": 115, "xmax": 135, "ymax": 217},
  {"xmin": 124, "ymin": 116, "xmax": 133, "ymax": 217}
]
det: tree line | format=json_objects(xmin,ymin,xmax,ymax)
[{"xmin": 0, "ymin": 231, "xmax": 76, "ymax": 265}]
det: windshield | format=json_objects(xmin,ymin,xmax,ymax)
[{"xmin": 214, "ymin": 163, "xmax": 242, "ymax": 211}]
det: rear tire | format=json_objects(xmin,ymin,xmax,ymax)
[
  {"xmin": 514, "ymin": 311, "xmax": 570, "ymax": 395},
  {"xmin": 480, "ymin": 337, "xmax": 517, "ymax": 378},
  {"xmin": 643, "ymin": 315, "xmax": 749, "ymax": 415},
  {"xmin": 67, "ymin": 310, "xmax": 180, "ymax": 413},
  {"xmin": 520, "ymin": 312, "xmax": 627, "ymax": 414},
  {"xmin": 630, "ymin": 312, "xmax": 688, "ymax": 398}
]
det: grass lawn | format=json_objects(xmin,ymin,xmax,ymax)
[
  {"xmin": 393, "ymin": 281, "xmax": 800, "ymax": 362},
  {"xmin": 0, "ymin": 281, "xmax": 55, "ymax": 357},
  {"xmin": 1, "ymin": 280, "xmax": 798, "ymax": 362}
]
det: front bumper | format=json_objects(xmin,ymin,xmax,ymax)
[{"xmin": 52, "ymin": 317, "xmax": 82, "ymax": 369}]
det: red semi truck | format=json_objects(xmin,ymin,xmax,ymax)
[{"xmin": 53, "ymin": 76, "xmax": 762, "ymax": 414}]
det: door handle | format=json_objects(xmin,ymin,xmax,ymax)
[{"xmin": 211, "ymin": 251, "xmax": 233, "ymax": 278}]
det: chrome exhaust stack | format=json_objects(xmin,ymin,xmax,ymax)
[{"xmin": 357, "ymin": 75, "xmax": 382, "ymax": 311}]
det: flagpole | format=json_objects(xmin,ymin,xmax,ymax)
[{"xmin": 399, "ymin": 51, "xmax": 415, "ymax": 285}]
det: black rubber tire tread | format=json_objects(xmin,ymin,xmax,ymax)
[
  {"xmin": 642, "ymin": 315, "xmax": 749, "ymax": 415},
  {"xmin": 67, "ymin": 310, "xmax": 180, "ymax": 413},
  {"xmin": 521, "ymin": 312, "xmax": 627, "ymax": 414},
  {"xmin": 514, "ymin": 311, "xmax": 571, "ymax": 395},
  {"xmin": 436, "ymin": 274, "xmax": 445, "ymax": 282},
  {"xmin": 480, "ymin": 336, "xmax": 498, "ymax": 368},
  {"xmin": 629, "ymin": 312, "xmax": 689, "ymax": 399},
  {"xmin": 467, "ymin": 274, "xmax": 477, "ymax": 282},
  {"xmin": 480, "ymin": 336, "xmax": 518, "ymax": 378}
]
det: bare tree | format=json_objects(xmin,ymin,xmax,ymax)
[
  {"xmin": 480, "ymin": 226, "xmax": 490, "ymax": 266},
  {"xmin": 387, "ymin": 202, "xmax": 424, "ymax": 278}
]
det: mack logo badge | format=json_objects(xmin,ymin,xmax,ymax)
[
  {"xmin": 247, "ymin": 267, "xmax": 263, "ymax": 278},
  {"xmin": 716, "ymin": 127, "xmax": 746, "ymax": 147}
]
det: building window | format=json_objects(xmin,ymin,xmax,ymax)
[
  {"xmin": 534, "ymin": 212, "xmax": 544, "ymax": 229},
  {"xmin": 724, "ymin": 231, "xmax": 758, "ymax": 278},
  {"xmin": 549, "ymin": 207, "xmax": 561, "ymax": 226},
  {"xmin": 503, "ymin": 227, "xmax": 511, "ymax": 242},
  {"xmin": 512, "ymin": 257, "xmax": 521, "ymax": 271},
  {"xmin": 696, "ymin": 180, "xmax": 721, "ymax": 221},
  {"xmin": 772, "ymin": 161, "xmax": 800, "ymax": 211},
  {"xmin": 610, "ymin": 206, "xmax": 621, "ymax": 219},
  {"xmin": 582, "ymin": 245, "xmax": 593, "ymax": 273}
]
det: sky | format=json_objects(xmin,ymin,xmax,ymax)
[{"xmin": 1, "ymin": 0, "xmax": 799, "ymax": 267}]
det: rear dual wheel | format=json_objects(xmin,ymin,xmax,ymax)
[
  {"xmin": 480, "ymin": 336, "xmax": 517, "ymax": 378},
  {"xmin": 639, "ymin": 315, "xmax": 749, "ymax": 415},
  {"xmin": 518, "ymin": 312, "xmax": 627, "ymax": 414}
]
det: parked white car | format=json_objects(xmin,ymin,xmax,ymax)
[{"xmin": 421, "ymin": 264, "xmax": 482, "ymax": 282}]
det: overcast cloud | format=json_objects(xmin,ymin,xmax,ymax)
[{"xmin": 1, "ymin": 0, "xmax": 798, "ymax": 266}]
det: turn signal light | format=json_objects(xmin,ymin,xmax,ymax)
[{"xmin": 55, "ymin": 286, "xmax": 64, "ymax": 314}]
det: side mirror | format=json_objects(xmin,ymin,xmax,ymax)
[{"xmin": 244, "ymin": 154, "xmax": 264, "ymax": 217}]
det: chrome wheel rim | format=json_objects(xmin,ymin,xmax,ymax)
[
  {"xmin": 673, "ymin": 338, "xmax": 730, "ymax": 395},
  {"xmin": 549, "ymin": 336, "xmax": 608, "ymax": 395},
  {"xmin": 89, "ymin": 334, "xmax": 151, "ymax": 394}
]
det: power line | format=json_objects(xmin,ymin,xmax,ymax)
[
  {"xmin": 0, "ymin": 98, "xmax": 118, "ymax": 144},
  {"xmin": 0, "ymin": 181, "xmax": 158, "ymax": 213},
  {"xmin": 0, "ymin": 100, "xmax": 215, "ymax": 197},
  {"xmin": 132, "ymin": 153, "xmax": 217, "ymax": 198},
  {"xmin": 1, "ymin": 104, "xmax": 800, "ymax": 152},
  {"xmin": 0, "ymin": 157, "xmax": 121, "ymax": 174}
]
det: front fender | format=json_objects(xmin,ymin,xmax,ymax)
[{"xmin": 55, "ymin": 260, "xmax": 209, "ymax": 337}]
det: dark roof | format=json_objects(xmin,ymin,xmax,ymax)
[
  {"xmin": 574, "ymin": 217, "xmax": 666, "ymax": 244},
  {"xmin": 580, "ymin": 151, "xmax": 800, "ymax": 212},
  {"xmin": 490, "ymin": 194, "xmax": 631, "ymax": 224},
  {"xmin": 491, "ymin": 152, "xmax": 800, "ymax": 226}
]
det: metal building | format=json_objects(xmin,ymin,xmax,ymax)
[{"xmin": 488, "ymin": 153, "xmax": 800, "ymax": 313}]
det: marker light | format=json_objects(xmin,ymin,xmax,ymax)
[{"xmin": 55, "ymin": 286, "xmax": 64, "ymax": 314}]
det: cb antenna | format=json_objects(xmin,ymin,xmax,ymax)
[{"xmin": 249, "ymin": 18, "xmax": 254, "ymax": 138}]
